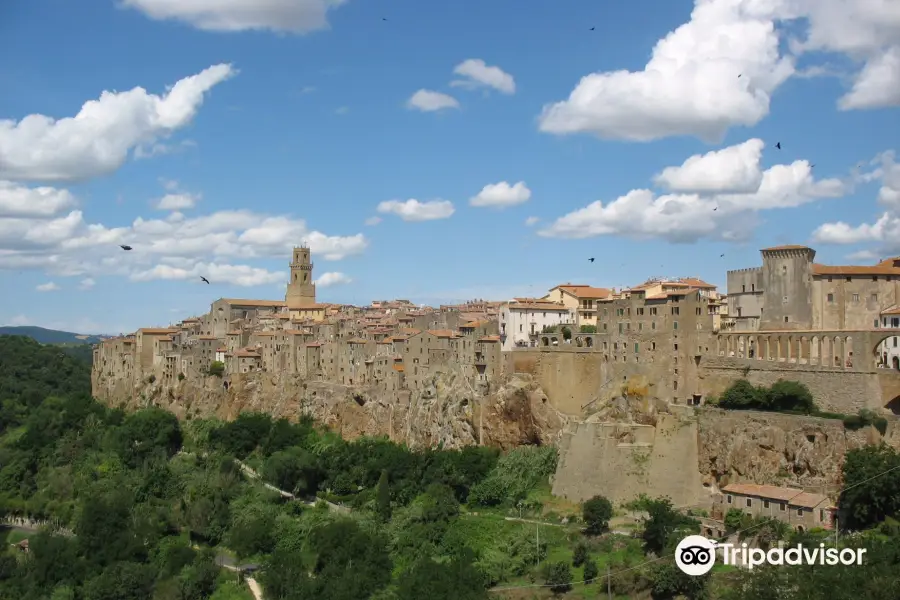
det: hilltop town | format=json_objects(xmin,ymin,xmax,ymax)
[
  {"xmin": 93, "ymin": 244, "xmax": 900, "ymax": 412},
  {"xmin": 85, "ymin": 244, "xmax": 900, "ymax": 536}
]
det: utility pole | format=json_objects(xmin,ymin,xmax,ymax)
[{"xmin": 607, "ymin": 563, "xmax": 612, "ymax": 599}]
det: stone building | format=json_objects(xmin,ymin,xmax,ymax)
[
  {"xmin": 499, "ymin": 299, "xmax": 573, "ymax": 351},
  {"xmin": 727, "ymin": 245, "xmax": 900, "ymax": 331},
  {"xmin": 715, "ymin": 483, "xmax": 835, "ymax": 532},
  {"xmin": 544, "ymin": 284, "xmax": 612, "ymax": 328},
  {"xmin": 878, "ymin": 306, "xmax": 900, "ymax": 370}
]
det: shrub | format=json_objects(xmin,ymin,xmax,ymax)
[
  {"xmin": 582, "ymin": 495, "xmax": 613, "ymax": 534},
  {"xmin": 579, "ymin": 325, "xmax": 598, "ymax": 334},
  {"xmin": 207, "ymin": 361, "xmax": 225, "ymax": 377}
]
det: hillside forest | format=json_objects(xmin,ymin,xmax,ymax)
[{"xmin": 0, "ymin": 334, "xmax": 899, "ymax": 600}]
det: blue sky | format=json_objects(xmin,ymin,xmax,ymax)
[{"xmin": 1, "ymin": 0, "xmax": 898, "ymax": 334}]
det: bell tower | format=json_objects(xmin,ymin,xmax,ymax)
[{"xmin": 285, "ymin": 245, "xmax": 316, "ymax": 308}]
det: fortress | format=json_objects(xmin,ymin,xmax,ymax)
[{"xmin": 92, "ymin": 244, "xmax": 900, "ymax": 507}]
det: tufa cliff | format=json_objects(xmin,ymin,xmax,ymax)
[{"xmin": 101, "ymin": 368, "xmax": 569, "ymax": 450}]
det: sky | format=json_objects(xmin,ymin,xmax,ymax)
[{"xmin": 0, "ymin": 0, "xmax": 899, "ymax": 335}]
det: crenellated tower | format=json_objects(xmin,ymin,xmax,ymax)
[{"xmin": 285, "ymin": 244, "xmax": 316, "ymax": 308}]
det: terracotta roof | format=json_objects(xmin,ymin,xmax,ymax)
[
  {"xmin": 227, "ymin": 330, "xmax": 241, "ymax": 335},
  {"xmin": 761, "ymin": 245, "xmax": 812, "ymax": 252},
  {"xmin": 549, "ymin": 283, "xmax": 590, "ymax": 291},
  {"xmin": 812, "ymin": 262, "xmax": 900, "ymax": 276},
  {"xmin": 882, "ymin": 306, "xmax": 900, "ymax": 316},
  {"xmin": 507, "ymin": 301, "xmax": 569, "ymax": 311},
  {"xmin": 159, "ymin": 336, "xmax": 173, "ymax": 342},
  {"xmin": 253, "ymin": 332, "xmax": 276, "ymax": 337},
  {"xmin": 392, "ymin": 364, "xmax": 405, "ymax": 372},
  {"xmin": 346, "ymin": 338, "xmax": 368, "ymax": 344},
  {"xmin": 427, "ymin": 329, "xmax": 456, "ymax": 338},
  {"xmin": 223, "ymin": 299, "xmax": 286, "ymax": 307},
  {"xmin": 198, "ymin": 335, "xmax": 218, "ymax": 340},
  {"xmin": 460, "ymin": 320, "xmax": 489, "ymax": 328},
  {"xmin": 392, "ymin": 336, "xmax": 408, "ymax": 342},
  {"xmin": 400, "ymin": 327, "xmax": 421, "ymax": 335},
  {"xmin": 676, "ymin": 277, "xmax": 716, "ymax": 289},
  {"xmin": 138, "ymin": 328, "xmax": 179, "ymax": 335},
  {"xmin": 721, "ymin": 483, "xmax": 829, "ymax": 508},
  {"xmin": 216, "ymin": 347, "xmax": 227, "ymax": 352},
  {"xmin": 478, "ymin": 335, "xmax": 501, "ymax": 342},
  {"xmin": 235, "ymin": 349, "xmax": 261, "ymax": 358},
  {"xmin": 305, "ymin": 342, "xmax": 322, "ymax": 347},
  {"xmin": 292, "ymin": 303, "xmax": 330, "ymax": 309}
]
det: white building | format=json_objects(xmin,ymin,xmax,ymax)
[
  {"xmin": 878, "ymin": 307, "xmax": 900, "ymax": 370},
  {"xmin": 499, "ymin": 298, "xmax": 574, "ymax": 351}
]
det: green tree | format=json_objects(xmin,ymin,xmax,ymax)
[
  {"xmin": 766, "ymin": 379, "xmax": 815, "ymax": 413},
  {"xmin": 376, "ymin": 469, "xmax": 392, "ymax": 521},
  {"xmin": 579, "ymin": 325, "xmax": 598, "ymax": 333},
  {"xmin": 572, "ymin": 541, "xmax": 588, "ymax": 567},
  {"xmin": 583, "ymin": 559, "xmax": 598, "ymax": 584},
  {"xmin": 543, "ymin": 561, "xmax": 572, "ymax": 594},
  {"xmin": 561, "ymin": 326, "xmax": 572, "ymax": 341},
  {"xmin": 207, "ymin": 361, "xmax": 225, "ymax": 377},
  {"xmin": 262, "ymin": 447, "xmax": 320, "ymax": 496},
  {"xmin": 641, "ymin": 497, "xmax": 699, "ymax": 556},
  {"xmin": 178, "ymin": 550, "xmax": 219, "ymax": 600},
  {"xmin": 838, "ymin": 444, "xmax": 900, "ymax": 530},
  {"xmin": 582, "ymin": 495, "xmax": 613, "ymax": 535},
  {"xmin": 396, "ymin": 555, "xmax": 488, "ymax": 600},
  {"xmin": 81, "ymin": 562, "xmax": 156, "ymax": 600}
]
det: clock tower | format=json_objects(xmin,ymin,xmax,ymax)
[{"xmin": 285, "ymin": 245, "xmax": 316, "ymax": 308}]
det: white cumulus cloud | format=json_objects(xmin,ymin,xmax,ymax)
[
  {"xmin": 36, "ymin": 282, "xmax": 59, "ymax": 292},
  {"xmin": 525, "ymin": 216, "xmax": 540, "ymax": 226},
  {"xmin": 406, "ymin": 90, "xmax": 460, "ymax": 112},
  {"xmin": 315, "ymin": 272, "xmax": 352, "ymax": 288},
  {"xmin": 0, "ymin": 64, "xmax": 235, "ymax": 182},
  {"xmin": 78, "ymin": 277, "xmax": 95, "ymax": 290},
  {"xmin": 377, "ymin": 199, "xmax": 455, "ymax": 222},
  {"xmin": 0, "ymin": 182, "xmax": 369, "ymax": 286},
  {"xmin": 812, "ymin": 150, "xmax": 900, "ymax": 252},
  {"xmin": 451, "ymin": 59, "xmax": 516, "ymax": 94},
  {"xmin": 537, "ymin": 0, "xmax": 900, "ymax": 143},
  {"xmin": 364, "ymin": 216, "xmax": 382, "ymax": 226},
  {"xmin": 121, "ymin": 0, "xmax": 347, "ymax": 34},
  {"xmin": 654, "ymin": 138, "xmax": 765, "ymax": 193},
  {"xmin": 155, "ymin": 193, "xmax": 200, "ymax": 211},
  {"xmin": 539, "ymin": 138, "xmax": 849, "ymax": 243},
  {"xmin": 470, "ymin": 181, "xmax": 532, "ymax": 208},
  {"xmin": 0, "ymin": 181, "xmax": 77, "ymax": 218}
]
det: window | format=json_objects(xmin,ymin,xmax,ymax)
[
  {"xmin": 637, "ymin": 308, "xmax": 645, "ymax": 316},
  {"xmin": 782, "ymin": 266, "xmax": 787, "ymax": 275},
  {"xmin": 651, "ymin": 342, "xmax": 656, "ymax": 351},
  {"xmin": 782, "ymin": 295, "xmax": 788, "ymax": 304},
  {"xmin": 639, "ymin": 323, "xmax": 643, "ymax": 331},
  {"xmin": 845, "ymin": 276, "xmax": 851, "ymax": 282},
  {"xmin": 797, "ymin": 508, "xmax": 803, "ymax": 516},
  {"xmin": 852, "ymin": 294, "xmax": 860, "ymax": 302},
  {"xmin": 746, "ymin": 498, "xmax": 752, "ymax": 507},
  {"xmin": 751, "ymin": 284, "xmax": 755, "ymax": 291},
  {"xmin": 603, "ymin": 323, "xmax": 608, "ymax": 330},
  {"xmin": 672, "ymin": 307, "xmax": 680, "ymax": 315},
  {"xmin": 634, "ymin": 343, "xmax": 639, "ymax": 353},
  {"xmin": 828, "ymin": 276, "xmax": 833, "ymax": 282},
  {"xmin": 651, "ymin": 322, "xmax": 656, "ymax": 330},
  {"xmin": 742, "ymin": 285, "xmax": 746, "ymax": 292},
  {"xmin": 875, "ymin": 319, "xmax": 880, "ymax": 328},
  {"xmin": 674, "ymin": 343, "xmax": 679, "ymax": 351},
  {"xmin": 727, "ymin": 495, "xmax": 732, "ymax": 504},
  {"xmin": 519, "ymin": 324, "xmax": 522, "ymax": 332},
  {"xmin": 871, "ymin": 293, "xmax": 878, "ymax": 302},
  {"xmin": 673, "ymin": 322, "xmax": 678, "ymax": 330},
  {"xmin": 650, "ymin": 307, "xmax": 658, "ymax": 316},
  {"xmin": 674, "ymin": 380, "xmax": 678, "ymax": 390},
  {"xmin": 784, "ymin": 316, "xmax": 789, "ymax": 323},
  {"xmin": 764, "ymin": 500, "xmax": 770, "ymax": 508},
  {"xmin": 696, "ymin": 307, "xmax": 701, "ymax": 315},
  {"xmin": 619, "ymin": 323, "xmax": 624, "ymax": 334},
  {"xmin": 873, "ymin": 276, "xmax": 878, "ymax": 282},
  {"xmin": 543, "ymin": 312, "xmax": 546, "ymax": 317},
  {"xmin": 819, "ymin": 509, "xmax": 824, "ymax": 522},
  {"xmin": 617, "ymin": 308, "xmax": 624, "ymax": 317},
  {"xmin": 780, "ymin": 503, "xmax": 786, "ymax": 511},
  {"xmin": 827, "ymin": 293, "xmax": 834, "ymax": 303}
]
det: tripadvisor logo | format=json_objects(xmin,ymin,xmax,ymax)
[{"xmin": 675, "ymin": 535, "xmax": 868, "ymax": 575}]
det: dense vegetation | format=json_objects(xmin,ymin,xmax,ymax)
[
  {"xmin": 711, "ymin": 379, "xmax": 889, "ymax": 434},
  {"xmin": 1, "ymin": 334, "xmax": 899, "ymax": 600},
  {"xmin": 0, "ymin": 326, "xmax": 106, "ymax": 345}
]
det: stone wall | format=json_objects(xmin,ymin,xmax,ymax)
[
  {"xmin": 699, "ymin": 357, "xmax": 884, "ymax": 413},
  {"xmin": 551, "ymin": 413, "xmax": 703, "ymax": 507}
]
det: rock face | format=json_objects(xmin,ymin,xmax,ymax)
[
  {"xmin": 100, "ymin": 369, "xmax": 568, "ymax": 450},
  {"xmin": 696, "ymin": 408, "xmax": 884, "ymax": 492}
]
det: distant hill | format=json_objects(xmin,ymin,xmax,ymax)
[{"xmin": 0, "ymin": 326, "xmax": 108, "ymax": 345}]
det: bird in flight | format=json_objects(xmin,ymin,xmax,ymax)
[
  {"xmin": 590, "ymin": 27, "xmax": 595, "ymax": 30},
  {"xmin": 810, "ymin": 164, "xmax": 815, "ymax": 168},
  {"xmin": 120, "ymin": 245, "xmax": 132, "ymax": 251},
  {"xmin": 775, "ymin": 142, "xmax": 781, "ymax": 150},
  {"xmin": 200, "ymin": 276, "xmax": 210, "ymax": 284},
  {"xmin": 589, "ymin": 257, "xmax": 595, "ymax": 263},
  {"xmin": 382, "ymin": 17, "xmax": 387, "ymax": 21},
  {"xmin": 737, "ymin": 74, "xmax": 741, "ymax": 78},
  {"xmin": 720, "ymin": 254, "xmax": 725, "ymax": 258},
  {"xmin": 713, "ymin": 206, "xmax": 718, "ymax": 211}
]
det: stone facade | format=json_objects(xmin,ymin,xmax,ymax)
[{"xmin": 726, "ymin": 245, "xmax": 900, "ymax": 332}]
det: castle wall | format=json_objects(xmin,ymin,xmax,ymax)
[{"xmin": 551, "ymin": 414, "xmax": 703, "ymax": 506}]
